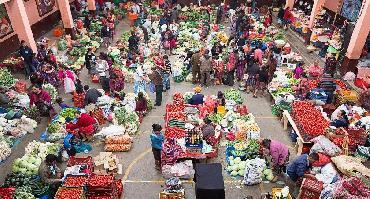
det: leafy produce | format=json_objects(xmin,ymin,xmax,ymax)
[
  {"xmin": 208, "ymin": 113, "xmax": 223, "ymax": 124},
  {"xmin": 291, "ymin": 101, "xmax": 329, "ymax": 140},
  {"xmin": 14, "ymin": 186, "xmax": 35, "ymax": 199},
  {"xmin": 58, "ymin": 39, "xmax": 67, "ymax": 51},
  {"xmin": 42, "ymin": 83, "xmax": 58, "ymax": 102},
  {"xmin": 12, "ymin": 155, "xmax": 42, "ymax": 175},
  {"xmin": 23, "ymin": 106, "xmax": 41, "ymax": 122},
  {"xmin": 3, "ymin": 173, "xmax": 49, "ymax": 197},
  {"xmin": 0, "ymin": 68, "xmax": 16, "ymax": 88},
  {"xmin": 59, "ymin": 108, "xmax": 78, "ymax": 120},
  {"xmin": 262, "ymin": 168, "xmax": 274, "ymax": 181},
  {"xmin": 0, "ymin": 140, "xmax": 11, "ymax": 162},
  {"xmin": 226, "ymin": 157, "xmax": 246, "ymax": 177},
  {"xmin": 224, "ymin": 89, "xmax": 243, "ymax": 104},
  {"xmin": 114, "ymin": 106, "xmax": 140, "ymax": 135}
]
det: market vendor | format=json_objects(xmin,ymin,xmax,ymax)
[
  {"xmin": 135, "ymin": 92, "xmax": 148, "ymax": 122},
  {"xmin": 28, "ymin": 85, "xmax": 54, "ymax": 117},
  {"xmin": 66, "ymin": 111, "xmax": 98, "ymax": 141},
  {"xmin": 331, "ymin": 101, "xmax": 355, "ymax": 121},
  {"xmin": 39, "ymin": 154, "xmax": 62, "ymax": 197},
  {"xmin": 84, "ymin": 85, "xmax": 102, "ymax": 106},
  {"xmin": 188, "ymin": 86, "xmax": 204, "ymax": 105},
  {"xmin": 150, "ymin": 124, "xmax": 164, "ymax": 170},
  {"xmin": 330, "ymin": 110, "xmax": 349, "ymax": 128},
  {"xmin": 261, "ymin": 139, "xmax": 289, "ymax": 179},
  {"xmin": 286, "ymin": 153, "xmax": 319, "ymax": 182},
  {"xmin": 202, "ymin": 117, "xmax": 217, "ymax": 146},
  {"xmin": 308, "ymin": 61, "xmax": 323, "ymax": 78}
]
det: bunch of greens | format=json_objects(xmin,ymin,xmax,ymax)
[
  {"xmin": 208, "ymin": 113, "xmax": 223, "ymax": 124},
  {"xmin": 224, "ymin": 89, "xmax": 243, "ymax": 104},
  {"xmin": 114, "ymin": 107, "xmax": 139, "ymax": 135},
  {"xmin": 0, "ymin": 68, "xmax": 16, "ymax": 88}
]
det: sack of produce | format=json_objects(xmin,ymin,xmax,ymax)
[
  {"xmin": 242, "ymin": 158, "xmax": 266, "ymax": 185},
  {"xmin": 310, "ymin": 135, "xmax": 342, "ymax": 157},
  {"xmin": 105, "ymin": 134, "xmax": 133, "ymax": 144},
  {"xmin": 105, "ymin": 143, "xmax": 132, "ymax": 152}
]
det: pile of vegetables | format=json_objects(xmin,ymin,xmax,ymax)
[
  {"xmin": 55, "ymin": 187, "xmax": 84, "ymax": 199},
  {"xmin": 0, "ymin": 140, "xmax": 11, "ymax": 162},
  {"xmin": 3, "ymin": 173, "xmax": 49, "ymax": 197},
  {"xmin": 42, "ymin": 83, "xmax": 58, "ymax": 103},
  {"xmin": 271, "ymin": 101, "xmax": 292, "ymax": 116},
  {"xmin": 114, "ymin": 106, "xmax": 140, "ymax": 135},
  {"xmin": 224, "ymin": 89, "xmax": 243, "ymax": 104},
  {"xmin": 105, "ymin": 134, "xmax": 133, "ymax": 152},
  {"xmin": 23, "ymin": 106, "xmax": 41, "ymax": 122},
  {"xmin": 58, "ymin": 108, "xmax": 78, "ymax": 121},
  {"xmin": 262, "ymin": 168, "xmax": 274, "ymax": 181},
  {"xmin": 226, "ymin": 157, "xmax": 246, "ymax": 177},
  {"xmin": 0, "ymin": 68, "xmax": 16, "ymax": 88},
  {"xmin": 208, "ymin": 113, "xmax": 223, "ymax": 124},
  {"xmin": 57, "ymin": 39, "xmax": 67, "ymax": 51},
  {"xmin": 46, "ymin": 122, "xmax": 66, "ymax": 142},
  {"xmin": 228, "ymin": 139, "xmax": 260, "ymax": 159}
]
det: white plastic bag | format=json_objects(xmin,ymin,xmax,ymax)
[{"xmin": 64, "ymin": 77, "xmax": 75, "ymax": 94}]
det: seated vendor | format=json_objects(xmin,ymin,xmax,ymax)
[
  {"xmin": 331, "ymin": 101, "xmax": 354, "ymax": 121},
  {"xmin": 286, "ymin": 153, "xmax": 319, "ymax": 182},
  {"xmin": 188, "ymin": 86, "xmax": 204, "ymax": 105},
  {"xmin": 39, "ymin": 154, "xmax": 62, "ymax": 197},
  {"xmin": 330, "ymin": 110, "xmax": 349, "ymax": 128},
  {"xmin": 67, "ymin": 111, "xmax": 98, "ymax": 141},
  {"xmin": 202, "ymin": 117, "xmax": 217, "ymax": 146}
]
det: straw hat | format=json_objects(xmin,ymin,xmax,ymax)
[{"xmin": 194, "ymin": 86, "xmax": 202, "ymax": 93}]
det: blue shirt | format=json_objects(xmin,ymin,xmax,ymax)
[
  {"xmin": 150, "ymin": 132, "xmax": 164, "ymax": 150},
  {"xmin": 188, "ymin": 93, "xmax": 204, "ymax": 105},
  {"xmin": 286, "ymin": 154, "xmax": 309, "ymax": 181}
]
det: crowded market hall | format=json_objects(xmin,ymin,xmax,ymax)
[{"xmin": 0, "ymin": 0, "xmax": 370, "ymax": 198}]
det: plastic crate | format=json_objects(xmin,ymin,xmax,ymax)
[
  {"xmin": 68, "ymin": 156, "xmax": 93, "ymax": 167},
  {"xmin": 55, "ymin": 187, "xmax": 85, "ymax": 199}
]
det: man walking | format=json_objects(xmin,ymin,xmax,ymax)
[
  {"xmin": 149, "ymin": 68, "xmax": 164, "ymax": 106},
  {"xmin": 18, "ymin": 40, "xmax": 35, "ymax": 77},
  {"xmin": 200, "ymin": 50, "xmax": 212, "ymax": 87},
  {"xmin": 191, "ymin": 50, "xmax": 202, "ymax": 84}
]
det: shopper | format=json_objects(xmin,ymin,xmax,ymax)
[
  {"xmin": 18, "ymin": 40, "xmax": 34, "ymax": 77},
  {"xmin": 188, "ymin": 86, "xmax": 204, "ymax": 105},
  {"xmin": 200, "ymin": 50, "xmax": 212, "ymax": 87},
  {"xmin": 286, "ymin": 153, "xmax": 319, "ymax": 182},
  {"xmin": 254, "ymin": 65, "xmax": 269, "ymax": 98},
  {"xmin": 261, "ymin": 139, "xmax": 289, "ymax": 181},
  {"xmin": 191, "ymin": 51, "xmax": 202, "ymax": 84},
  {"xmin": 149, "ymin": 68, "xmax": 163, "ymax": 106},
  {"xmin": 150, "ymin": 124, "xmax": 164, "ymax": 170},
  {"xmin": 246, "ymin": 60, "xmax": 260, "ymax": 97},
  {"xmin": 84, "ymin": 85, "xmax": 102, "ymax": 106},
  {"xmin": 162, "ymin": 55, "xmax": 172, "ymax": 91},
  {"xmin": 85, "ymin": 48, "xmax": 96, "ymax": 74},
  {"xmin": 135, "ymin": 92, "xmax": 148, "ymax": 122}
]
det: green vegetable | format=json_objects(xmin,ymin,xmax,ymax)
[
  {"xmin": 224, "ymin": 89, "xmax": 243, "ymax": 104},
  {"xmin": 0, "ymin": 68, "xmax": 16, "ymax": 88},
  {"xmin": 208, "ymin": 113, "xmax": 223, "ymax": 124}
]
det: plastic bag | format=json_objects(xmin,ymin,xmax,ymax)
[
  {"xmin": 310, "ymin": 135, "xmax": 342, "ymax": 156},
  {"xmin": 64, "ymin": 77, "xmax": 76, "ymax": 94}
]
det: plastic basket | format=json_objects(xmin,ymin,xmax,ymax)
[{"xmin": 68, "ymin": 156, "xmax": 93, "ymax": 167}]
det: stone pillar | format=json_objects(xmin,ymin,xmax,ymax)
[
  {"xmin": 341, "ymin": 0, "xmax": 370, "ymax": 75},
  {"xmin": 87, "ymin": 0, "xmax": 96, "ymax": 14},
  {"xmin": 285, "ymin": 0, "xmax": 294, "ymax": 9},
  {"xmin": 308, "ymin": 0, "xmax": 326, "ymax": 29},
  {"xmin": 5, "ymin": 0, "xmax": 37, "ymax": 52},
  {"xmin": 56, "ymin": 0, "xmax": 76, "ymax": 39}
]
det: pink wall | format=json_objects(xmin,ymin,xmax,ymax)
[
  {"xmin": 0, "ymin": 0, "xmax": 75, "ymax": 43},
  {"xmin": 324, "ymin": 0, "xmax": 343, "ymax": 13}
]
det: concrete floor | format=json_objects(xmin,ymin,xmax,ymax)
[{"xmin": 0, "ymin": 16, "xmax": 326, "ymax": 198}]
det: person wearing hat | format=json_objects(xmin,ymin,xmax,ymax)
[
  {"xmin": 200, "ymin": 50, "xmax": 212, "ymax": 87},
  {"xmin": 188, "ymin": 86, "xmax": 204, "ymax": 105}
]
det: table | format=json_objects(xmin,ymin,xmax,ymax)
[
  {"xmin": 195, "ymin": 163, "xmax": 225, "ymax": 199},
  {"xmin": 281, "ymin": 110, "xmax": 311, "ymax": 155}
]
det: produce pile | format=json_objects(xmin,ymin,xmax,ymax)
[
  {"xmin": 268, "ymin": 69, "xmax": 296, "ymax": 97},
  {"xmin": 0, "ymin": 140, "xmax": 11, "ymax": 162},
  {"xmin": 224, "ymin": 89, "xmax": 243, "ymax": 104},
  {"xmin": 113, "ymin": 106, "xmax": 140, "ymax": 135},
  {"xmin": 0, "ymin": 68, "xmax": 16, "ymax": 88},
  {"xmin": 2, "ymin": 173, "xmax": 49, "ymax": 198},
  {"xmin": 12, "ymin": 141, "xmax": 61, "ymax": 175},
  {"xmin": 291, "ymin": 101, "xmax": 330, "ymax": 141},
  {"xmin": 42, "ymin": 83, "xmax": 58, "ymax": 103},
  {"xmin": 105, "ymin": 134, "xmax": 133, "ymax": 152},
  {"xmin": 55, "ymin": 187, "xmax": 84, "ymax": 199}
]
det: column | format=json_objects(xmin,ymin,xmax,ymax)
[
  {"xmin": 308, "ymin": 0, "xmax": 326, "ymax": 28},
  {"xmin": 341, "ymin": 0, "xmax": 370, "ymax": 75},
  {"xmin": 56, "ymin": 0, "xmax": 76, "ymax": 39},
  {"xmin": 87, "ymin": 0, "xmax": 96, "ymax": 14},
  {"xmin": 5, "ymin": 0, "xmax": 37, "ymax": 52},
  {"xmin": 285, "ymin": 0, "xmax": 294, "ymax": 9}
]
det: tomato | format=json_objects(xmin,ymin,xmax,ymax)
[
  {"xmin": 87, "ymin": 175, "xmax": 114, "ymax": 187},
  {"xmin": 55, "ymin": 188, "xmax": 83, "ymax": 199},
  {"xmin": 63, "ymin": 176, "xmax": 88, "ymax": 187}
]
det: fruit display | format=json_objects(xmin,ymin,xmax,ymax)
[
  {"xmin": 291, "ymin": 101, "xmax": 330, "ymax": 140},
  {"xmin": 87, "ymin": 175, "xmax": 114, "ymax": 187},
  {"xmin": 63, "ymin": 175, "xmax": 89, "ymax": 187},
  {"xmin": 55, "ymin": 187, "xmax": 84, "ymax": 199}
]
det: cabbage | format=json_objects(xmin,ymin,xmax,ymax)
[
  {"xmin": 229, "ymin": 160, "xmax": 234, "ymax": 166},
  {"xmin": 231, "ymin": 171, "xmax": 238, "ymax": 176},
  {"xmin": 234, "ymin": 157, "xmax": 241, "ymax": 164},
  {"xmin": 238, "ymin": 170, "xmax": 245, "ymax": 176},
  {"xmin": 266, "ymin": 174, "xmax": 274, "ymax": 181},
  {"xmin": 226, "ymin": 166, "xmax": 233, "ymax": 172},
  {"xmin": 238, "ymin": 163, "xmax": 245, "ymax": 170}
]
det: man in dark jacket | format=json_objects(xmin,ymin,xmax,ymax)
[
  {"xmin": 149, "ymin": 69, "xmax": 163, "ymax": 106},
  {"xmin": 18, "ymin": 40, "xmax": 34, "ymax": 77},
  {"xmin": 128, "ymin": 31, "xmax": 139, "ymax": 53},
  {"xmin": 191, "ymin": 51, "xmax": 202, "ymax": 84},
  {"xmin": 84, "ymin": 85, "xmax": 102, "ymax": 106}
]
